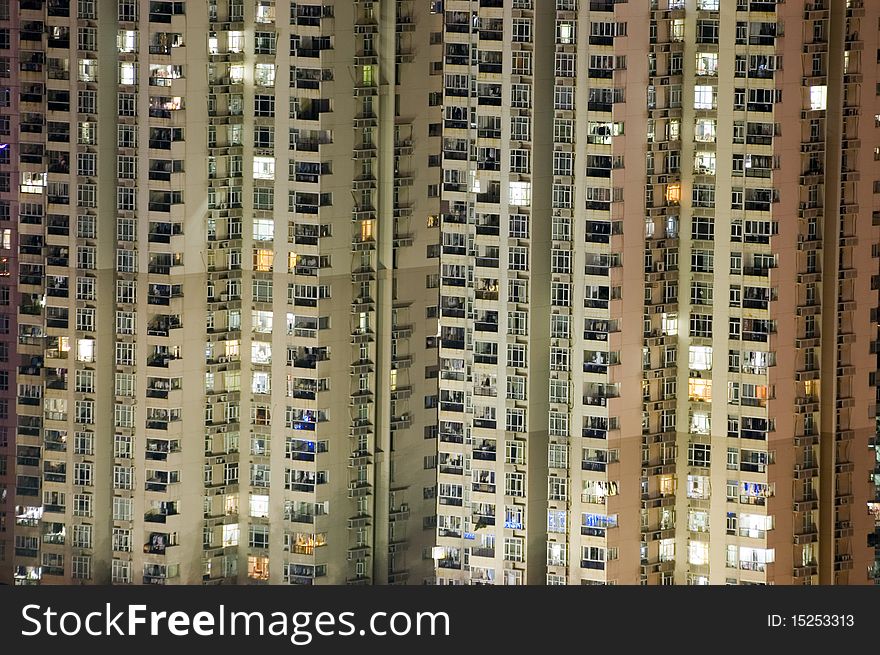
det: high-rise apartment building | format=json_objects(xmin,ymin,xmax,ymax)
[
  {"xmin": 5, "ymin": 0, "xmax": 442, "ymax": 585},
  {"xmin": 435, "ymin": 0, "xmax": 879, "ymax": 585},
  {"xmin": 2, "ymin": 0, "xmax": 878, "ymax": 589},
  {"xmin": 0, "ymin": 0, "xmax": 18, "ymax": 586}
]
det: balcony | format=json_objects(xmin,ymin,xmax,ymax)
[
  {"xmin": 578, "ymin": 451, "xmax": 609, "ymax": 470},
  {"xmin": 581, "ymin": 560, "xmax": 606, "ymax": 570}
]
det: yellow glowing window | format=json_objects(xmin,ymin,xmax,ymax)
[
  {"xmin": 224, "ymin": 340, "xmax": 240, "ymax": 358},
  {"xmin": 360, "ymin": 220, "xmax": 374, "ymax": 241},
  {"xmin": 247, "ymin": 556, "xmax": 269, "ymax": 580},
  {"xmin": 362, "ymin": 65, "xmax": 375, "ymax": 85},
  {"xmin": 254, "ymin": 249, "xmax": 274, "ymax": 271},
  {"xmin": 659, "ymin": 475, "xmax": 676, "ymax": 496},
  {"xmin": 804, "ymin": 379, "xmax": 819, "ymax": 397},
  {"xmin": 688, "ymin": 378, "xmax": 712, "ymax": 401},
  {"xmin": 288, "ymin": 252, "xmax": 298, "ymax": 272},
  {"xmin": 665, "ymin": 183, "xmax": 681, "ymax": 204}
]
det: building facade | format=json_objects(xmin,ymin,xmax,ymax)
[
  {"xmin": 7, "ymin": 0, "xmax": 441, "ymax": 585},
  {"xmin": 435, "ymin": 0, "xmax": 879, "ymax": 585},
  {"xmin": 3, "ymin": 0, "xmax": 878, "ymax": 588}
]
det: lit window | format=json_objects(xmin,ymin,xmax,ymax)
[
  {"xmin": 79, "ymin": 59, "xmax": 98, "ymax": 82},
  {"xmin": 253, "ymin": 218, "xmax": 274, "ymax": 241},
  {"xmin": 254, "ymin": 249, "xmax": 274, "ymax": 272},
  {"xmin": 253, "ymin": 156, "xmax": 275, "ymax": 180},
  {"xmin": 117, "ymin": 30, "xmax": 137, "ymax": 53},
  {"xmin": 20, "ymin": 172, "xmax": 47, "ymax": 194},
  {"xmin": 688, "ymin": 541, "xmax": 710, "ymax": 566},
  {"xmin": 694, "ymin": 85, "xmax": 716, "ymax": 109},
  {"xmin": 694, "ymin": 118, "xmax": 717, "ymax": 143},
  {"xmin": 249, "ymin": 494, "xmax": 270, "ymax": 518},
  {"xmin": 222, "ymin": 524, "xmax": 239, "ymax": 546},
  {"xmin": 247, "ymin": 556, "xmax": 269, "ymax": 580},
  {"xmin": 695, "ymin": 52, "xmax": 718, "ymax": 76},
  {"xmin": 688, "ymin": 378, "xmax": 712, "ymax": 402},
  {"xmin": 119, "ymin": 62, "xmax": 136, "ymax": 85},
  {"xmin": 690, "ymin": 413, "xmax": 710, "ymax": 435},
  {"xmin": 686, "ymin": 475, "xmax": 710, "ymax": 499},
  {"xmin": 688, "ymin": 345, "xmax": 713, "ymax": 371},
  {"xmin": 255, "ymin": 63, "xmax": 275, "ymax": 86},
  {"xmin": 228, "ymin": 31, "xmax": 244, "ymax": 53},
  {"xmin": 229, "ymin": 65, "xmax": 244, "ymax": 84},
  {"xmin": 809, "ymin": 85, "xmax": 827, "ymax": 110},
  {"xmin": 76, "ymin": 338, "xmax": 95, "ymax": 363},
  {"xmin": 509, "ymin": 181, "xmax": 531, "ymax": 207}
]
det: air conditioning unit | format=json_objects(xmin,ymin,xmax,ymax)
[
  {"xmin": 655, "ymin": 262, "xmax": 665, "ymax": 273},
  {"xmin": 220, "ymin": 293, "xmax": 229, "ymax": 301},
  {"xmin": 218, "ymin": 395, "xmax": 227, "ymax": 403}
]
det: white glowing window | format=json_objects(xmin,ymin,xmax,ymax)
[
  {"xmin": 119, "ymin": 62, "xmax": 136, "ymax": 85},
  {"xmin": 688, "ymin": 510, "xmax": 709, "ymax": 533},
  {"xmin": 509, "ymin": 181, "xmax": 531, "ymax": 207},
  {"xmin": 690, "ymin": 412, "xmax": 710, "ymax": 435},
  {"xmin": 469, "ymin": 170, "xmax": 480, "ymax": 194},
  {"xmin": 20, "ymin": 172, "xmax": 46, "ymax": 193},
  {"xmin": 228, "ymin": 31, "xmax": 244, "ymax": 53},
  {"xmin": 255, "ymin": 1, "xmax": 275, "ymax": 23},
  {"xmin": 688, "ymin": 540, "xmax": 710, "ymax": 566},
  {"xmin": 661, "ymin": 312, "xmax": 678, "ymax": 336},
  {"xmin": 694, "ymin": 151, "xmax": 716, "ymax": 174},
  {"xmin": 253, "ymin": 218, "xmax": 274, "ymax": 241},
  {"xmin": 117, "ymin": 30, "xmax": 137, "ymax": 53},
  {"xmin": 253, "ymin": 156, "xmax": 275, "ymax": 180},
  {"xmin": 695, "ymin": 52, "xmax": 718, "ymax": 76},
  {"xmin": 208, "ymin": 35, "xmax": 218, "ymax": 54},
  {"xmin": 809, "ymin": 85, "xmax": 827, "ymax": 110},
  {"xmin": 255, "ymin": 63, "xmax": 275, "ymax": 87},
  {"xmin": 252, "ymin": 310, "xmax": 273, "ymax": 333},
  {"xmin": 688, "ymin": 345, "xmax": 713, "ymax": 371},
  {"xmin": 79, "ymin": 59, "xmax": 98, "ymax": 82},
  {"xmin": 739, "ymin": 546, "xmax": 774, "ymax": 565},
  {"xmin": 250, "ymin": 494, "xmax": 270, "ymax": 518},
  {"xmin": 252, "ymin": 372, "xmax": 271, "ymax": 394},
  {"xmin": 557, "ymin": 21, "xmax": 575, "ymax": 44},
  {"xmin": 150, "ymin": 64, "xmax": 182, "ymax": 80},
  {"xmin": 694, "ymin": 85, "xmax": 716, "ymax": 109},
  {"xmin": 229, "ymin": 65, "xmax": 244, "ymax": 84},
  {"xmin": 694, "ymin": 118, "xmax": 717, "ymax": 143},
  {"xmin": 686, "ymin": 475, "xmax": 710, "ymax": 499},
  {"xmin": 222, "ymin": 524, "xmax": 239, "ymax": 546},
  {"xmin": 251, "ymin": 342, "xmax": 272, "ymax": 364},
  {"xmin": 740, "ymin": 513, "xmax": 772, "ymax": 537},
  {"xmin": 76, "ymin": 338, "xmax": 95, "ymax": 363}
]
